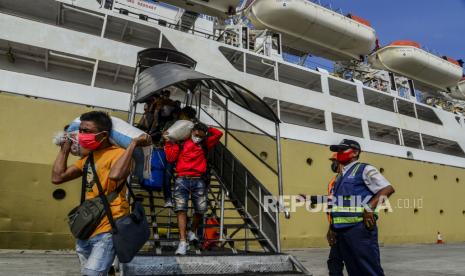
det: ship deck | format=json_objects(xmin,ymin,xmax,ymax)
[{"xmin": 2, "ymin": 243, "xmax": 465, "ymax": 275}]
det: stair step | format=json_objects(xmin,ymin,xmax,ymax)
[
  {"xmin": 153, "ymin": 222, "xmax": 256, "ymax": 229},
  {"xmin": 121, "ymin": 254, "xmax": 306, "ymax": 275},
  {"xmin": 142, "ymin": 204, "xmax": 243, "ymax": 211}
]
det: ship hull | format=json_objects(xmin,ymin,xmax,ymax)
[{"xmin": 1, "ymin": 93, "xmax": 465, "ymax": 249}]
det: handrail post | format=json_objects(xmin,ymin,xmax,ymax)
[
  {"xmin": 244, "ymin": 171, "xmax": 249, "ymax": 252},
  {"xmin": 128, "ymin": 66, "xmax": 140, "ymax": 125},
  {"xmin": 225, "ymin": 98, "xmax": 229, "ymax": 147},
  {"xmin": 219, "ymin": 186, "xmax": 225, "ymax": 242},
  {"xmin": 275, "ymin": 122, "xmax": 283, "ymax": 253}
]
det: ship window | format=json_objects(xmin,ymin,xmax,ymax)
[
  {"xmin": 396, "ymin": 99, "xmax": 416, "ymax": 118},
  {"xmin": 421, "ymin": 134, "xmax": 465, "ymax": 157},
  {"xmin": 0, "ymin": 1, "xmax": 57, "ymax": 25},
  {"xmin": 219, "ymin": 47, "xmax": 244, "ymax": 72},
  {"xmin": 245, "ymin": 54, "xmax": 275, "ymax": 80},
  {"xmin": 0, "ymin": 2, "xmax": 104, "ymax": 36},
  {"xmin": 279, "ymin": 101, "xmax": 326, "ymax": 130},
  {"xmin": 402, "ymin": 130, "xmax": 422, "ymax": 149},
  {"xmin": 58, "ymin": 5, "xmax": 104, "ymax": 36},
  {"xmin": 277, "ymin": 63, "xmax": 322, "ymax": 93},
  {"xmin": 416, "ymin": 104, "xmax": 442, "ymax": 125},
  {"xmin": 263, "ymin": 97, "xmax": 278, "ymax": 115},
  {"xmin": 332, "ymin": 113, "xmax": 363, "ymax": 138},
  {"xmin": 328, "ymin": 78, "xmax": 358, "ymax": 102},
  {"xmin": 363, "ymin": 88, "xmax": 395, "ymax": 112},
  {"xmin": 104, "ymin": 16, "xmax": 162, "ymax": 48},
  {"xmin": 94, "ymin": 61, "xmax": 135, "ymax": 93},
  {"xmin": 368, "ymin": 122, "xmax": 400, "ymax": 145}
]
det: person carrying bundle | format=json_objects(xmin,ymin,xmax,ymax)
[
  {"xmin": 163, "ymin": 122, "xmax": 223, "ymax": 255},
  {"xmin": 52, "ymin": 111, "xmax": 151, "ymax": 275}
]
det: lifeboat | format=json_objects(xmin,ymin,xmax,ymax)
[
  {"xmin": 244, "ymin": 0, "xmax": 376, "ymax": 61},
  {"xmin": 159, "ymin": 0, "xmax": 240, "ymax": 19},
  {"xmin": 368, "ymin": 41, "xmax": 464, "ymax": 90}
]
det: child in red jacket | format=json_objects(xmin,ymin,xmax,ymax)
[{"xmin": 164, "ymin": 122, "xmax": 223, "ymax": 255}]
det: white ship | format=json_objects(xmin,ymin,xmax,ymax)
[{"xmin": 1, "ymin": 0, "xmax": 465, "ymax": 258}]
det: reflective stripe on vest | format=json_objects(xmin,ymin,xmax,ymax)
[
  {"xmin": 332, "ymin": 217, "xmax": 364, "ymax": 224},
  {"xmin": 331, "ymin": 206, "xmax": 365, "ymax": 213},
  {"xmin": 331, "ymin": 162, "xmax": 375, "ymax": 228}
]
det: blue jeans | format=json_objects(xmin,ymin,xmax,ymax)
[
  {"xmin": 173, "ymin": 177, "xmax": 207, "ymax": 214},
  {"xmin": 76, "ymin": 232, "xmax": 115, "ymax": 276}
]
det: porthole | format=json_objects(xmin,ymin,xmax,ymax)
[
  {"xmin": 380, "ymin": 168, "xmax": 385, "ymax": 174},
  {"xmin": 433, "ymin": 175, "xmax": 438, "ymax": 180},
  {"xmin": 383, "ymin": 209, "xmax": 388, "ymax": 213},
  {"xmin": 439, "ymin": 209, "xmax": 444, "ymax": 215},
  {"xmin": 408, "ymin": 171, "xmax": 413, "ymax": 178},
  {"xmin": 259, "ymin": 151, "xmax": 268, "ymax": 160},
  {"xmin": 414, "ymin": 208, "xmax": 419, "ymax": 214},
  {"xmin": 52, "ymin": 189, "xmax": 66, "ymax": 200},
  {"xmin": 462, "ymin": 210, "xmax": 465, "ymax": 215},
  {"xmin": 306, "ymin": 158, "xmax": 313, "ymax": 166},
  {"xmin": 456, "ymin": 178, "xmax": 460, "ymax": 183},
  {"xmin": 406, "ymin": 151, "xmax": 414, "ymax": 159}
]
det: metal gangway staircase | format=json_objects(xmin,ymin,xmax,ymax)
[{"xmin": 120, "ymin": 48, "xmax": 309, "ymax": 275}]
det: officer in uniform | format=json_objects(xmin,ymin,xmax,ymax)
[
  {"xmin": 329, "ymin": 139, "xmax": 395, "ymax": 276},
  {"xmin": 326, "ymin": 153, "xmax": 344, "ymax": 275}
]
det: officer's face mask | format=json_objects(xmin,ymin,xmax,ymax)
[{"xmin": 336, "ymin": 149, "xmax": 354, "ymax": 165}]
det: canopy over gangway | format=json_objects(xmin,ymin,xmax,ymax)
[{"xmin": 134, "ymin": 63, "xmax": 279, "ymax": 123}]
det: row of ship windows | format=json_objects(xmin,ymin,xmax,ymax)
[
  {"xmin": 220, "ymin": 47, "xmax": 444, "ymax": 126},
  {"xmin": 264, "ymin": 98, "xmax": 465, "ymax": 158}
]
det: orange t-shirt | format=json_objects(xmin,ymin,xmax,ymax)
[{"xmin": 74, "ymin": 145, "xmax": 129, "ymax": 238}]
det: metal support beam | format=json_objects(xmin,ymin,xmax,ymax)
[
  {"xmin": 128, "ymin": 67, "xmax": 140, "ymax": 125},
  {"xmin": 275, "ymin": 122, "xmax": 283, "ymax": 253},
  {"xmin": 120, "ymin": 21, "xmax": 129, "ymax": 41},
  {"xmin": 113, "ymin": 65, "xmax": 121, "ymax": 83},
  {"xmin": 44, "ymin": 50, "xmax": 49, "ymax": 72},
  {"xmin": 56, "ymin": 3, "xmax": 62, "ymax": 26},
  {"xmin": 91, "ymin": 60, "xmax": 99, "ymax": 87},
  {"xmin": 101, "ymin": 14, "xmax": 108, "ymax": 37}
]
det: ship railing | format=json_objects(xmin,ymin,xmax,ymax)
[{"xmin": 105, "ymin": 1, "xmax": 220, "ymax": 40}]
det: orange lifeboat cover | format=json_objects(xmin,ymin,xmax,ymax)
[
  {"xmin": 390, "ymin": 40, "xmax": 421, "ymax": 48},
  {"xmin": 443, "ymin": 56, "xmax": 461, "ymax": 67},
  {"xmin": 347, "ymin": 14, "xmax": 372, "ymax": 27}
]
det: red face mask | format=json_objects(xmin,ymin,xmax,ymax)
[
  {"xmin": 336, "ymin": 149, "xmax": 354, "ymax": 165},
  {"xmin": 78, "ymin": 132, "xmax": 105, "ymax": 151}
]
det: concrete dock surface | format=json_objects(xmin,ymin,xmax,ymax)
[
  {"xmin": 1, "ymin": 243, "xmax": 465, "ymax": 275},
  {"xmin": 287, "ymin": 243, "xmax": 465, "ymax": 276}
]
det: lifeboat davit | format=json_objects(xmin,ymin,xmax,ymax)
[
  {"xmin": 159, "ymin": 0, "xmax": 240, "ymax": 19},
  {"xmin": 368, "ymin": 41, "xmax": 464, "ymax": 91},
  {"xmin": 244, "ymin": 0, "xmax": 376, "ymax": 60},
  {"xmin": 450, "ymin": 78, "xmax": 465, "ymax": 100}
]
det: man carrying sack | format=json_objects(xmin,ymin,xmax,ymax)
[{"xmin": 52, "ymin": 111, "xmax": 151, "ymax": 276}]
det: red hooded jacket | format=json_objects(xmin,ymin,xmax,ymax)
[{"xmin": 164, "ymin": 127, "xmax": 223, "ymax": 177}]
